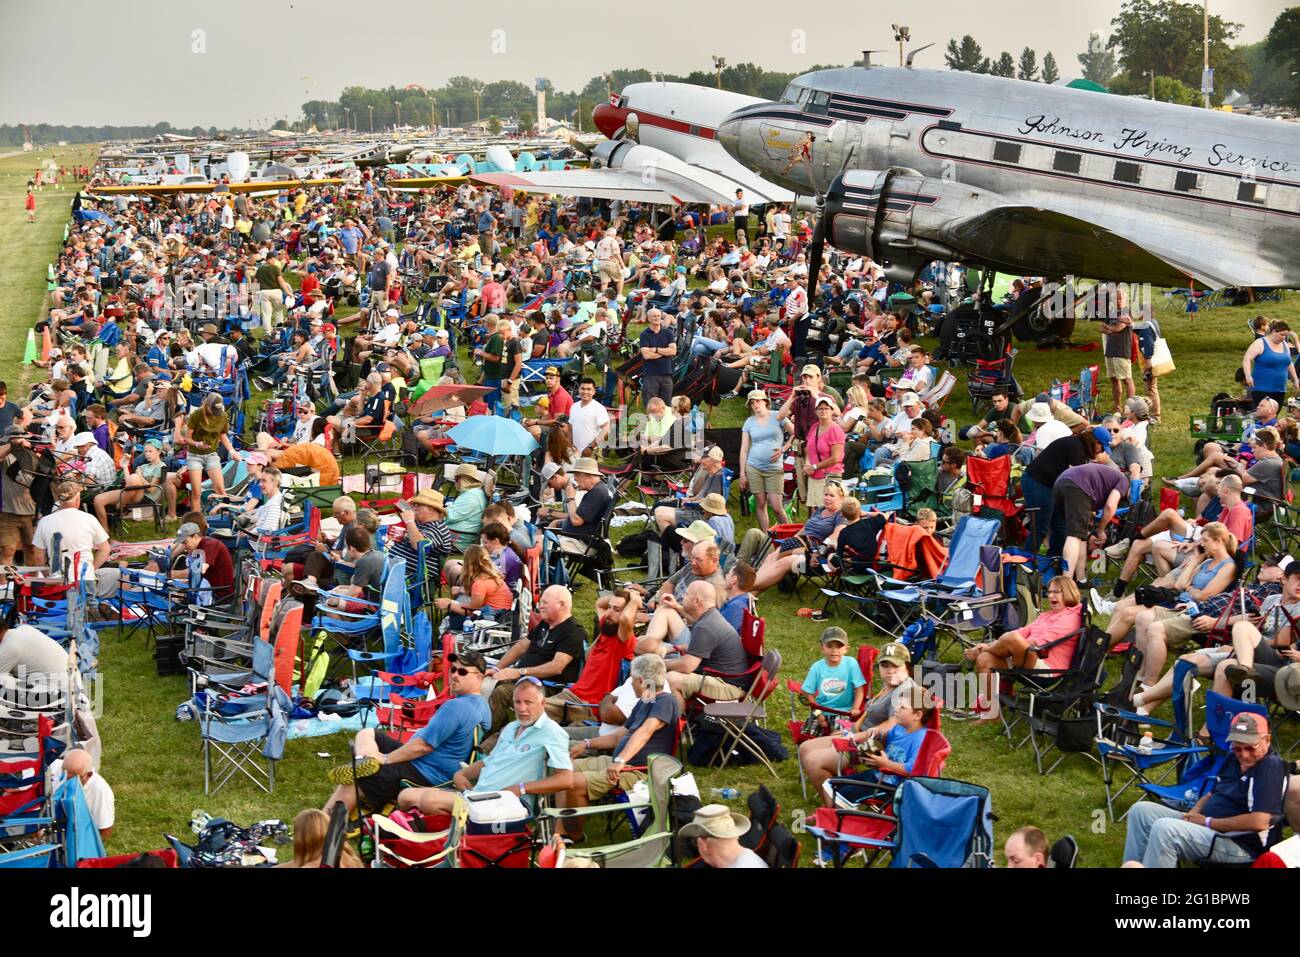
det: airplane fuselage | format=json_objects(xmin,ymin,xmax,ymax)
[{"xmin": 719, "ymin": 67, "xmax": 1300, "ymax": 287}]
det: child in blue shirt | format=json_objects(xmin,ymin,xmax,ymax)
[
  {"xmin": 826, "ymin": 685, "xmax": 932, "ymax": 806},
  {"xmin": 800, "ymin": 627, "xmax": 867, "ymax": 716}
]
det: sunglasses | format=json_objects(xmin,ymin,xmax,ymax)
[
  {"xmin": 516, "ymin": 675, "xmax": 544, "ymax": 688},
  {"xmin": 451, "ymin": 666, "xmax": 480, "ymax": 678}
]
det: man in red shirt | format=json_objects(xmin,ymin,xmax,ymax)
[
  {"xmin": 523, "ymin": 366, "xmax": 575, "ymax": 441},
  {"xmin": 544, "ymin": 590, "xmax": 639, "ymax": 722}
]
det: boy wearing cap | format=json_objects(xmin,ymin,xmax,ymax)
[
  {"xmin": 1123, "ymin": 712, "xmax": 1286, "ymax": 867},
  {"xmin": 799, "ymin": 627, "xmax": 868, "ymax": 719}
]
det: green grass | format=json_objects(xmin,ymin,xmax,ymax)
[{"xmin": 8, "ymin": 183, "xmax": 1297, "ymax": 864}]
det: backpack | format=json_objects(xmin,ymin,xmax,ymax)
[{"xmin": 687, "ymin": 718, "xmax": 788, "ymax": 767}]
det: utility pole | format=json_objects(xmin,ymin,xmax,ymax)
[
  {"xmin": 1144, "ymin": 69, "xmax": 1154, "ymax": 100},
  {"xmin": 368, "ymin": 105, "xmax": 374, "ymax": 132},
  {"xmin": 429, "ymin": 93, "xmax": 436, "ymax": 131},
  {"xmin": 1203, "ymin": 1, "xmax": 1211, "ymax": 108},
  {"xmin": 394, "ymin": 100, "xmax": 402, "ymax": 128},
  {"xmin": 891, "ymin": 25, "xmax": 910, "ymax": 67},
  {"xmin": 712, "ymin": 55, "xmax": 726, "ymax": 89}
]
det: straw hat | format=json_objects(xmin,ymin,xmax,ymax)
[
  {"xmin": 676, "ymin": 519, "xmax": 717, "ymax": 544},
  {"xmin": 680, "ymin": 804, "xmax": 751, "ymax": 840},
  {"xmin": 569, "ymin": 457, "xmax": 602, "ymax": 477},
  {"xmin": 452, "ymin": 464, "xmax": 484, "ymax": 485},
  {"xmin": 410, "ymin": 489, "xmax": 447, "ymax": 512},
  {"xmin": 699, "ymin": 493, "xmax": 728, "ymax": 516},
  {"xmin": 1273, "ymin": 663, "xmax": 1300, "ymax": 713}
]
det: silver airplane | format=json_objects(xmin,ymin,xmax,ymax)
[{"xmin": 717, "ymin": 66, "xmax": 1300, "ymax": 295}]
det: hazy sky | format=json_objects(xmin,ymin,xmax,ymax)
[{"xmin": 0, "ymin": 0, "xmax": 1289, "ymax": 127}]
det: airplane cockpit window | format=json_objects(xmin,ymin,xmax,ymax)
[
  {"xmin": 992, "ymin": 141, "xmax": 1022, "ymax": 164},
  {"xmin": 781, "ymin": 83, "xmax": 807, "ymax": 104},
  {"xmin": 1113, "ymin": 161, "xmax": 1142, "ymax": 185},
  {"xmin": 806, "ymin": 90, "xmax": 831, "ymax": 116},
  {"xmin": 1174, "ymin": 170, "xmax": 1201, "ymax": 193}
]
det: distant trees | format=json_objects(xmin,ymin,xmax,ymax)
[
  {"xmin": 1017, "ymin": 47, "xmax": 1038, "ymax": 81},
  {"xmin": 1041, "ymin": 52, "xmax": 1060, "ymax": 84},
  {"xmin": 1076, "ymin": 32, "xmax": 1118, "ymax": 87}
]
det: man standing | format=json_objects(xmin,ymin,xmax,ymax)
[
  {"xmin": 255, "ymin": 250, "xmax": 293, "ymax": 334},
  {"xmin": 595, "ymin": 228, "xmax": 624, "ymax": 298},
  {"xmin": 0, "ymin": 424, "xmax": 38, "ymax": 565},
  {"xmin": 568, "ymin": 379, "xmax": 610, "ymax": 458},
  {"xmin": 731, "ymin": 189, "xmax": 750, "ymax": 247},
  {"xmin": 1100, "ymin": 291, "xmax": 1135, "ymax": 413},
  {"xmin": 366, "ymin": 246, "xmax": 394, "ymax": 317},
  {"xmin": 486, "ymin": 585, "xmax": 587, "ymax": 728},
  {"xmin": 638, "ymin": 308, "xmax": 676, "ymax": 408},
  {"xmin": 325, "ymin": 651, "xmax": 492, "ymax": 814}
]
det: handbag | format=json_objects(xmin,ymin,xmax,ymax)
[
  {"xmin": 1149, "ymin": 337, "xmax": 1176, "ymax": 376},
  {"xmin": 1134, "ymin": 584, "xmax": 1182, "ymax": 608}
]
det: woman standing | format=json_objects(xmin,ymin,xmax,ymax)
[
  {"xmin": 1242, "ymin": 320, "xmax": 1299, "ymax": 408},
  {"xmin": 738, "ymin": 389, "xmax": 787, "ymax": 533},
  {"xmin": 177, "ymin": 392, "xmax": 239, "ymax": 507}
]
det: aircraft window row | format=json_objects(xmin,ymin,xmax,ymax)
[
  {"xmin": 1052, "ymin": 151, "xmax": 1081, "ymax": 174},
  {"xmin": 1113, "ymin": 161, "xmax": 1142, "ymax": 185},
  {"xmin": 806, "ymin": 91, "xmax": 831, "ymax": 115},
  {"xmin": 992, "ymin": 140, "xmax": 1021, "ymax": 164},
  {"xmin": 1238, "ymin": 182, "xmax": 1267, "ymax": 204}
]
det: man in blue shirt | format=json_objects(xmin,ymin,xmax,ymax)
[
  {"xmin": 638, "ymin": 307, "xmax": 676, "ymax": 407},
  {"xmin": 1123, "ymin": 712, "xmax": 1287, "ymax": 867},
  {"xmin": 324, "ymin": 651, "xmax": 492, "ymax": 815},
  {"xmin": 397, "ymin": 676, "xmax": 574, "ymax": 815}
]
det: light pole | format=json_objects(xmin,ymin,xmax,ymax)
[
  {"xmin": 1202, "ymin": 1, "xmax": 1211, "ymax": 108},
  {"xmin": 1143, "ymin": 69, "xmax": 1154, "ymax": 100},
  {"xmin": 473, "ymin": 84, "xmax": 484, "ymax": 124},
  {"xmin": 891, "ymin": 25, "xmax": 910, "ymax": 67},
  {"xmin": 344, "ymin": 107, "xmax": 350, "ymax": 131},
  {"xmin": 603, "ymin": 73, "xmax": 613, "ymax": 98},
  {"xmin": 368, "ymin": 105, "xmax": 374, "ymax": 132},
  {"xmin": 394, "ymin": 100, "xmax": 402, "ymax": 129},
  {"xmin": 429, "ymin": 93, "xmax": 436, "ymax": 131},
  {"xmin": 712, "ymin": 55, "xmax": 726, "ymax": 89}
]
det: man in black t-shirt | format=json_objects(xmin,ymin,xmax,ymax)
[
  {"xmin": 639, "ymin": 308, "xmax": 677, "ymax": 406},
  {"xmin": 550, "ymin": 458, "xmax": 613, "ymax": 555},
  {"xmin": 486, "ymin": 585, "xmax": 589, "ymax": 728}
]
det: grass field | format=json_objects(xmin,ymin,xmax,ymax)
[{"xmin": 6, "ymin": 155, "xmax": 1295, "ymax": 865}]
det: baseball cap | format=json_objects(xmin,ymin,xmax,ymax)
[
  {"xmin": 540, "ymin": 461, "xmax": 566, "ymax": 482},
  {"xmin": 815, "ymin": 396, "xmax": 835, "ymax": 410},
  {"xmin": 1226, "ymin": 711, "xmax": 1268, "ymax": 745},
  {"xmin": 879, "ymin": 642, "xmax": 912, "ymax": 667},
  {"xmin": 820, "ymin": 627, "xmax": 849, "ymax": 647},
  {"xmin": 72, "ymin": 431, "xmax": 96, "ymax": 447},
  {"xmin": 385, "ymin": 308, "xmax": 399, "ymax": 318},
  {"xmin": 174, "ymin": 522, "xmax": 201, "ymax": 542},
  {"xmin": 244, "ymin": 451, "xmax": 269, "ymax": 466},
  {"xmin": 900, "ymin": 392, "xmax": 921, "ymax": 407},
  {"xmin": 702, "ymin": 445, "xmax": 725, "ymax": 462},
  {"xmin": 800, "ymin": 364, "xmax": 822, "ymax": 378}
]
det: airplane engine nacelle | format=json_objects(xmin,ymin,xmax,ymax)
[{"xmin": 822, "ymin": 168, "xmax": 1006, "ymax": 282}]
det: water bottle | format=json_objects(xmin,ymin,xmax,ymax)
[
  {"xmin": 1050, "ymin": 380, "xmax": 1062, "ymax": 403},
  {"xmin": 711, "ymin": 787, "xmax": 741, "ymax": 800},
  {"xmin": 462, "ymin": 618, "xmax": 475, "ymax": 644}
]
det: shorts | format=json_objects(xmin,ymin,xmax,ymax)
[
  {"xmin": 1052, "ymin": 480, "xmax": 1095, "ymax": 540},
  {"xmin": 574, "ymin": 754, "xmax": 646, "ymax": 801},
  {"xmin": 1150, "ymin": 606, "xmax": 1200, "ymax": 645},
  {"xmin": 187, "ymin": 451, "xmax": 222, "ymax": 472},
  {"xmin": 598, "ymin": 261, "xmax": 622, "ymax": 283},
  {"xmin": 356, "ymin": 730, "xmax": 435, "ymax": 807},
  {"xmin": 744, "ymin": 466, "xmax": 784, "ymax": 495},
  {"xmin": 675, "ymin": 672, "xmax": 747, "ymax": 702},
  {"xmin": 0, "ymin": 514, "xmax": 35, "ymax": 552},
  {"xmin": 673, "ymin": 505, "xmax": 705, "ymax": 527},
  {"xmin": 1105, "ymin": 357, "xmax": 1133, "ymax": 380}
]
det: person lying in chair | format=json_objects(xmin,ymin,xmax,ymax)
[
  {"xmin": 324, "ymin": 651, "xmax": 492, "ymax": 816},
  {"xmin": 396, "ymin": 676, "xmax": 574, "ymax": 815}
]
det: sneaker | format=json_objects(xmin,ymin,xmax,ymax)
[
  {"xmin": 1224, "ymin": 663, "xmax": 1256, "ymax": 690},
  {"xmin": 1136, "ymin": 734, "xmax": 1154, "ymax": 755},
  {"xmin": 326, "ymin": 756, "xmax": 380, "ymax": 785},
  {"xmin": 1104, "ymin": 539, "xmax": 1131, "ymax": 560},
  {"xmin": 1089, "ymin": 588, "xmax": 1117, "ymax": 616}
]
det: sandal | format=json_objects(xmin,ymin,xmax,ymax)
[
  {"xmin": 327, "ymin": 756, "xmax": 380, "ymax": 785},
  {"xmin": 797, "ymin": 607, "xmax": 815, "ymax": 618}
]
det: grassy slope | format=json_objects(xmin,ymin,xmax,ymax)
[{"xmin": 6, "ymin": 169, "xmax": 1294, "ymax": 863}]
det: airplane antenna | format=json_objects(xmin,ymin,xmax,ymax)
[
  {"xmin": 905, "ymin": 43, "xmax": 935, "ymax": 68},
  {"xmin": 860, "ymin": 50, "xmax": 887, "ymax": 68}
]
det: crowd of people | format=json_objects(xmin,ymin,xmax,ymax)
[{"xmin": 2, "ymin": 148, "xmax": 1298, "ymax": 871}]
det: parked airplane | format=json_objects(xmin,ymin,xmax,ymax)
[
  {"xmin": 388, "ymin": 145, "xmax": 578, "ymax": 190},
  {"xmin": 467, "ymin": 82, "xmax": 793, "ymax": 206},
  {"xmin": 717, "ymin": 66, "xmax": 1300, "ymax": 295}
]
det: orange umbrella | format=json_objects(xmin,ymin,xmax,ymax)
[{"xmin": 407, "ymin": 384, "xmax": 494, "ymax": 418}]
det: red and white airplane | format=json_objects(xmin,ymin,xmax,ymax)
[{"xmin": 472, "ymin": 82, "xmax": 793, "ymax": 206}]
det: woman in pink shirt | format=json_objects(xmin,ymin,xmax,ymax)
[{"xmin": 963, "ymin": 577, "xmax": 1084, "ymax": 722}]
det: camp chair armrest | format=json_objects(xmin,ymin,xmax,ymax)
[
  {"xmin": 824, "ymin": 777, "xmax": 896, "ymax": 803},
  {"xmin": 540, "ymin": 801, "xmax": 650, "ymax": 822},
  {"xmin": 346, "ymin": 649, "xmax": 401, "ymax": 664},
  {"xmin": 1094, "ymin": 703, "xmax": 1176, "ymax": 729}
]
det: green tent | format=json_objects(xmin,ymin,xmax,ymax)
[{"xmin": 1065, "ymin": 78, "xmax": 1110, "ymax": 94}]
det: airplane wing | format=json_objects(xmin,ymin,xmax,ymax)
[
  {"xmin": 943, "ymin": 206, "xmax": 1200, "ymax": 288},
  {"xmin": 88, "ymin": 178, "xmax": 342, "ymax": 196},
  {"xmin": 388, "ymin": 175, "xmax": 469, "ymax": 189},
  {"xmin": 470, "ymin": 169, "xmax": 732, "ymax": 206}
]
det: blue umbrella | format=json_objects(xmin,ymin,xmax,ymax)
[{"xmin": 447, "ymin": 416, "xmax": 539, "ymax": 457}]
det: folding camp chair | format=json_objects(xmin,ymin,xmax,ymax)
[
  {"xmin": 813, "ymin": 775, "xmax": 993, "ymax": 869},
  {"xmin": 199, "ymin": 681, "xmax": 290, "ymax": 795},
  {"xmin": 541, "ymin": 753, "xmax": 681, "ymax": 868},
  {"xmin": 787, "ymin": 645, "xmax": 877, "ymax": 797},
  {"xmin": 698, "ymin": 650, "xmax": 782, "ymax": 776}
]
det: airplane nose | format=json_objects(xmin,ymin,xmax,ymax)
[
  {"xmin": 717, "ymin": 115, "xmax": 742, "ymax": 162},
  {"xmin": 592, "ymin": 103, "xmax": 624, "ymax": 139}
]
